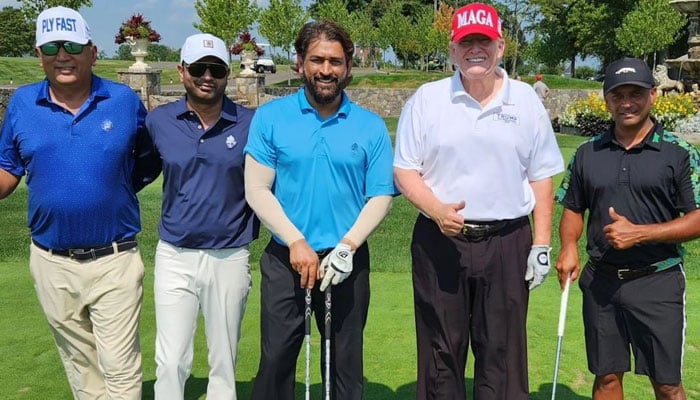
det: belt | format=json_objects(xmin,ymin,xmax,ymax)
[
  {"xmin": 461, "ymin": 216, "xmax": 529, "ymax": 241},
  {"xmin": 590, "ymin": 257, "xmax": 682, "ymax": 280},
  {"xmin": 316, "ymin": 248, "xmax": 333, "ymax": 259},
  {"xmin": 32, "ymin": 237, "xmax": 138, "ymax": 261}
]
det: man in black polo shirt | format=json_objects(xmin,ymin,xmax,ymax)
[{"xmin": 555, "ymin": 57, "xmax": 700, "ymax": 400}]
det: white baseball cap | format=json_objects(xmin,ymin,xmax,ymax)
[
  {"xmin": 180, "ymin": 33, "xmax": 229, "ymax": 66},
  {"xmin": 35, "ymin": 6, "xmax": 91, "ymax": 47}
]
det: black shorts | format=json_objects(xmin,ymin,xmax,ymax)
[{"xmin": 579, "ymin": 263, "xmax": 686, "ymax": 384}]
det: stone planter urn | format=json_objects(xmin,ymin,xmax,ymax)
[
  {"xmin": 128, "ymin": 37, "xmax": 151, "ymax": 72},
  {"xmin": 239, "ymin": 50, "xmax": 256, "ymax": 76}
]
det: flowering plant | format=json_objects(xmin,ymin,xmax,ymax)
[
  {"xmin": 230, "ymin": 31, "xmax": 265, "ymax": 56},
  {"xmin": 114, "ymin": 13, "xmax": 161, "ymax": 44},
  {"xmin": 560, "ymin": 92, "xmax": 698, "ymax": 134}
]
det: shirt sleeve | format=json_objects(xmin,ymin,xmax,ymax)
[
  {"xmin": 675, "ymin": 140, "xmax": 700, "ymax": 213},
  {"xmin": 132, "ymin": 99, "xmax": 162, "ymax": 193},
  {"xmin": 244, "ymin": 107, "xmax": 277, "ymax": 169},
  {"xmin": 0, "ymin": 95, "xmax": 25, "ymax": 177},
  {"xmin": 393, "ymin": 92, "xmax": 424, "ymax": 172}
]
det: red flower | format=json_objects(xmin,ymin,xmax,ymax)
[
  {"xmin": 230, "ymin": 31, "xmax": 265, "ymax": 56},
  {"xmin": 115, "ymin": 13, "xmax": 161, "ymax": 44}
]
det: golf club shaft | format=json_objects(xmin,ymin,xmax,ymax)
[
  {"xmin": 551, "ymin": 274, "xmax": 571, "ymax": 400},
  {"xmin": 305, "ymin": 287, "xmax": 312, "ymax": 400},
  {"xmin": 324, "ymin": 285, "xmax": 332, "ymax": 400}
]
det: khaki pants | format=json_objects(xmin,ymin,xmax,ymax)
[{"xmin": 29, "ymin": 242, "xmax": 144, "ymax": 400}]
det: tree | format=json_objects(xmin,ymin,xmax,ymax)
[
  {"xmin": 493, "ymin": 0, "xmax": 537, "ymax": 76},
  {"xmin": 313, "ymin": 0, "xmax": 352, "ymax": 29},
  {"xmin": 259, "ymin": 0, "xmax": 307, "ymax": 84},
  {"xmin": 259, "ymin": 0, "xmax": 307, "ymax": 60},
  {"xmin": 146, "ymin": 44, "xmax": 180, "ymax": 62},
  {"xmin": 615, "ymin": 0, "xmax": 685, "ymax": 63},
  {"xmin": 0, "ymin": 7, "xmax": 34, "ymax": 57},
  {"xmin": 20, "ymin": 0, "xmax": 92, "ymax": 20},
  {"xmin": 194, "ymin": 0, "xmax": 259, "ymax": 63}
]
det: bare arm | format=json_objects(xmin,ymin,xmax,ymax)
[
  {"xmin": 393, "ymin": 167, "xmax": 464, "ymax": 236},
  {"xmin": 604, "ymin": 207, "xmax": 700, "ymax": 248},
  {"xmin": 244, "ymin": 154, "xmax": 318, "ymax": 289},
  {"xmin": 556, "ymin": 208, "xmax": 584, "ymax": 287},
  {"xmin": 0, "ymin": 169, "xmax": 20, "ymax": 200},
  {"xmin": 529, "ymin": 177, "xmax": 554, "ymax": 246}
]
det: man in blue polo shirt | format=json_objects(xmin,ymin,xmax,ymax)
[
  {"xmin": 244, "ymin": 20, "xmax": 395, "ymax": 400},
  {"xmin": 145, "ymin": 33, "xmax": 258, "ymax": 400},
  {"xmin": 556, "ymin": 57, "xmax": 700, "ymax": 400},
  {"xmin": 0, "ymin": 6, "xmax": 158, "ymax": 399}
]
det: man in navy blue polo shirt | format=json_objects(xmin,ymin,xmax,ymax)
[
  {"xmin": 145, "ymin": 33, "xmax": 258, "ymax": 400},
  {"xmin": 556, "ymin": 57, "xmax": 700, "ymax": 400},
  {"xmin": 0, "ymin": 6, "xmax": 158, "ymax": 399}
]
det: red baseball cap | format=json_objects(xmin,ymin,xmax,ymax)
[{"xmin": 451, "ymin": 3, "xmax": 502, "ymax": 43}]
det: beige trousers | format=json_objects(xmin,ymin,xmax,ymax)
[{"xmin": 29, "ymin": 242, "xmax": 144, "ymax": 400}]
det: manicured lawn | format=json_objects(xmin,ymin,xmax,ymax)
[{"xmin": 1, "ymin": 133, "xmax": 699, "ymax": 399}]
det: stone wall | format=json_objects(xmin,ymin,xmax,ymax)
[
  {"xmin": 0, "ymin": 86, "xmax": 599, "ymax": 121},
  {"xmin": 265, "ymin": 87, "xmax": 600, "ymax": 119}
]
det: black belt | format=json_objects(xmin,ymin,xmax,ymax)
[
  {"xmin": 461, "ymin": 216, "xmax": 529, "ymax": 241},
  {"xmin": 590, "ymin": 260, "xmax": 679, "ymax": 280},
  {"xmin": 32, "ymin": 237, "xmax": 138, "ymax": 261}
]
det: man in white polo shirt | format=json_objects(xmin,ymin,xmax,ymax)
[{"xmin": 393, "ymin": 3, "xmax": 564, "ymax": 399}]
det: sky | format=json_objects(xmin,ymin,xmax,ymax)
[{"xmin": 0, "ymin": 0, "xmax": 272, "ymax": 58}]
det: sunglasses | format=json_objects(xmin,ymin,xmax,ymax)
[
  {"xmin": 186, "ymin": 62, "xmax": 229, "ymax": 79},
  {"xmin": 39, "ymin": 41, "xmax": 87, "ymax": 56}
]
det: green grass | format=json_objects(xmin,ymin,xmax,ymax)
[
  {"xmin": 0, "ymin": 57, "xmax": 180, "ymax": 86},
  {"xmin": 2, "ymin": 133, "xmax": 700, "ymax": 399}
]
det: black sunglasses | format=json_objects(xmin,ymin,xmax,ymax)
[
  {"xmin": 39, "ymin": 41, "xmax": 87, "ymax": 56},
  {"xmin": 186, "ymin": 62, "xmax": 229, "ymax": 79}
]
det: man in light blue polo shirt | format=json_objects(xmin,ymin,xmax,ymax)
[
  {"xmin": 145, "ymin": 33, "xmax": 259, "ymax": 400},
  {"xmin": 0, "ymin": 6, "xmax": 158, "ymax": 399},
  {"xmin": 245, "ymin": 20, "xmax": 395, "ymax": 400}
]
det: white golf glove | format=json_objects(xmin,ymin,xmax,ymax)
[
  {"xmin": 525, "ymin": 245, "xmax": 551, "ymax": 291},
  {"xmin": 319, "ymin": 243, "xmax": 354, "ymax": 291}
]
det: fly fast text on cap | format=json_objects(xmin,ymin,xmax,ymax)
[
  {"xmin": 456, "ymin": 8, "xmax": 494, "ymax": 29},
  {"xmin": 41, "ymin": 17, "xmax": 78, "ymax": 34}
]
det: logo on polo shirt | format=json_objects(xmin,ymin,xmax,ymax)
[
  {"xmin": 101, "ymin": 120, "xmax": 113, "ymax": 131},
  {"xmin": 495, "ymin": 113, "xmax": 519, "ymax": 124},
  {"xmin": 226, "ymin": 135, "xmax": 237, "ymax": 149}
]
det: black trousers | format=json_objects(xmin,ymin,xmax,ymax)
[
  {"xmin": 251, "ymin": 239, "xmax": 370, "ymax": 400},
  {"xmin": 411, "ymin": 215, "xmax": 532, "ymax": 400}
]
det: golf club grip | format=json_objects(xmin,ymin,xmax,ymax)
[
  {"xmin": 305, "ymin": 288, "xmax": 311, "ymax": 400},
  {"xmin": 557, "ymin": 276, "xmax": 571, "ymax": 336},
  {"xmin": 324, "ymin": 286, "xmax": 332, "ymax": 400}
]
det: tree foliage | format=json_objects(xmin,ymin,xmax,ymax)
[
  {"xmin": 0, "ymin": 7, "xmax": 34, "ymax": 57},
  {"xmin": 20, "ymin": 0, "xmax": 92, "ymax": 20},
  {"xmin": 259, "ymin": 0, "xmax": 307, "ymax": 57},
  {"xmin": 194, "ymin": 0, "xmax": 259, "ymax": 62},
  {"xmin": 314, "ymin": 0, "xmax": 352, "ymax": 29},
  {"xmin": 615, "ymin": 0, "xmax": 685, "ymax": 61}
]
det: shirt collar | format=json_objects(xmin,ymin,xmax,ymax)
[
  {"xmin": 450, "ymin": 67, "xmax": 511, "ymax": 107},
  {"xmin": 175, "ymin": 95, "xmax": 239, "ymax": 123},
  {"xmin": 599, "ymin": 119, "xmax": 663, "ymax": 151},
  {"xmin": 36, "ymin": 74, "xmax": 110, "ymax": 105},
  {"xmin": 296, "ymin": 87, "xmax": 351, "ymax": 118}
]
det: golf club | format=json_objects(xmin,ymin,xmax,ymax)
[
  {"xmin": 324, "ymin": 285, "xmax": 332, "ymax": 400},
  {"xmin": 551, "ymin": 273, "xmax": 572, "ymax": 400},
  {"xmin": 305, "ymin": 287, "xmax": 312, "ymax": 400}
]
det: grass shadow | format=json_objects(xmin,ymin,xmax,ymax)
[{"xmin": 142, "ymin": 375, "xmax": 218, "ymax": 400}]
